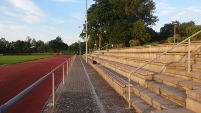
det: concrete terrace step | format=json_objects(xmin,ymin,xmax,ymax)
[
  {"xmin": 194, "ymin": 57, "xmax": 201, "ymax": 64},
  {"xmin": 103, "ymin": 59, "xmax": 201, "ymax": 91},
  {"xmin": 168, "ymin": 62, "xmax": 201, "ymax": 73},
  {"xmin": 99, "ymin": 55, "xmax": 172, "ymax": 64},
  {"xmin": 88, "ymin": 55, "xmax": 200, "ymax": 111},
  {"xmin": 100, "ymin": 65, "xmax": 188, "ymax": 110},
  {"xmin": 102, "ymin": 54, "xmax": 174, "ymax": 72},
  {"xmin": 123, "ymin": 93, "xmax": 156, "ymax": 113},
  {"xmin": 151, "ymin": 108, "xmax": 195, "ymax": 113},
  {"xmin": 192, "ymin": 64, "xmax": 201, "ymax": 72},
  {"xmin": 146, "ymin": 81, "xmax": 186, "ymax": 106},
  {"xmin": 154, "ymin": 73, "xmax": 201, "ymax": 90},
  {"xmin": 99, "ymin": 65, "xmax": 191, "ymax": 112},
  {"xmin": 103, "ymin": 64, "xmax": 187, "ymax": 106},
  {"xmin": 165, "ymin": 68, "xmax": 201, "ymax": 82},
  {"xmin": 132, "ymin": 84, "xmax": 182, "ymax": 110},
  {"xmin": 104, "ymin": 50, "xmax": 190, "ymax": 54},
  {"xmin": 97, "ymin": 57, "xmax": 155, "ymax": 76},
  {"xmin": 89, "ymin": 54, "xmax": 175, "ymax": 73},
  {"xmin": 89, "ymin": 57, "xmax": 187, "ymax": 105}
]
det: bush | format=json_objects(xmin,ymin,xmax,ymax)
[
  {"xmin": 117, "ymin": 43, "xmax": 125, "ymax": 48},
  {"xmin": 167, "ymin": 37, "xmax": 174, "ymax": 43},
  {"xmin": 129, "ymin": 40, "xmax": 140, "ymax": 47}
]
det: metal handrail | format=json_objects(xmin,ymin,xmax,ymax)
[
  {"xmin": 128, "ymin": 30, "xmax": 201, "ymax": 108},
  {"xmin": 0, "ymin": 55, "xmax": 76, "ymax": 113}
]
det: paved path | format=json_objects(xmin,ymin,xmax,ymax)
[{"xmin": 42, "ymin": 56, "xmax": 135, "ymax": 113}]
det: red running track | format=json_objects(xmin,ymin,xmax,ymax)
[{"xmin": 0, "ymin": 55, "xmax": 72, "ymax": 113}]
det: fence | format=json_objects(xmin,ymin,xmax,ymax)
[{"xmin": 0, "ymin": 55, "xmax": 76, "ymax": 113}]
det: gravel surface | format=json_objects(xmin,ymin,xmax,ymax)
[{"xmin": 42, "ymin": 56, "xmax": 135, "ymax": 113}]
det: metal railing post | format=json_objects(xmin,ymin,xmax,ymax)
[
  {"xmin": 69, "ymin": 59, "xmax": 71, "ymax": 68},
  {"xmin": 63, "ymin": 64, "xmax": 65, "ymax": 85},
  {"xmin": 188, "ymin": 39, "xmax": 191, "ymax": 73},
  {"xmin": 71, "ymin": 57, "xmax": 73, "ymax": 67},
  {"xmin": 52, "ymin": 72, "xmax": 55, "ymax": 106},
  {"xmin": 128, "ymin": 74, "xmax": 131, "ymax": 108},
  {"xmin": 67, "ymin": 60, "xmax": 69, "ymax": 75}
]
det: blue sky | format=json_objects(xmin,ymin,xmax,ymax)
[{"xmin": 0, "ymin": 0, "xmax": 201, "ymax": 45}]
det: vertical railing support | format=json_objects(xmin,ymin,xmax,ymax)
[
  {"xmin": 71, "ymin": 58, "xmax": 72, "ymax": 67},
  {"xmin": 67, "ymin": 60, "xmax": 69, "ymax": 75},
  {"xmin": 128, "ymin": 74, "xmax": 131, "ymax": 108},
  {"xmin": 52, "ymin": 72, "xmax": 55, "ymax": 106},
  {"xmin": 63, "ymin": 65, "xmax": 64, "ymax": 85},
  {"xmin": 188, "ymin": 39, "xmax": 191, "ymax": 73},
  {"xmin": 69, "ymin": 59, "xmax": 71, "ymax": 68}
]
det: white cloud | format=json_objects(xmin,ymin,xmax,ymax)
[
  {"xmin": 0, "ymin": 23, "xmax": 29, "ymax": 31},
  {"xmin": 8, "ymin": 25, "xmax": 30, "ymax": 30},
  {"xmin": 155, "ymin": 2, "xmax": 176, "ymax": 16},
  {"xmin": 51, "ymin": 18, "xmax": 65, "ymax": 24},
  {"xmin": 0, "ymin": 6, "xmax": 18, "ymax": 17},
  {"xmin": 7, "ymin": 0, "xmax": 45, "ymax": 23},
  {"xmin": 173, "ymin": 7, "xmax": 201, "ymax": 20},
  {"xmin": 41, "ymin": 26, "xmax": 56, "ymax": 30},
  {"xmin": 53, "ymin": 0, "xmax": 79, "ymax": 3},
  {"xmin": 0, "ymin": 23, "xmax": 6, "ymax": 31},
  {"xmin": 71, "ymin": 12, "xmax": 84, "ymax": 21}
]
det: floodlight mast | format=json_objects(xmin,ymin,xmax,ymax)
[{"xmin": 85, "ymin": 0, "xmax": 88, "ymax": 63}]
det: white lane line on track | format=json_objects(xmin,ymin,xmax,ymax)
[{"xmin": 80, "ymin": 57, "xmax": 105, "ymax": 113}]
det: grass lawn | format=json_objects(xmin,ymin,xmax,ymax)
[{"xmin": 0, "ymin": 55, "xmax": 53, "ymax": 65}]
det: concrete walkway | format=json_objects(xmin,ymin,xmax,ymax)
[{"xmin": 42, "ymin": 56, "xmax": 135, "ymax": 113}]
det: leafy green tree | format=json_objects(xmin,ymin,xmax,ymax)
[
  {"xmin": 166, "ymin": 37, "xmax": 174, "ymax": 43},
  {"xmin": 129, "ymin": 39, "xmax": 140, "ymax": 46},
  {"xmin": 132, "ymin": 19, "xmax": 150, "ymax": 45},
  {"xmin": 178, "ymin": 21, "xmax": 195, "ymax": 37},
  {"xmin": 69, "ymin": 42, "xmax": 79, "ymax": 53},
  {"xmin": 87, "ymin": 0, "xmax": 111, "ymax": 49},
  {"xmin": 14, "ymin": 40, "xmax": 26, "ymax": 53},
  {"xmin": 0, "ymin": 38, "xmax": 9, "ymax": 53},
  {"xmin": 86, "ymin": 0, "xmax": 158, "ymax": 48},
  {"xmin": 159, "ymin": 23, "xmax": 174, "ymax": 41},
  {"xmin": 36, "ymin": 40, "xmax": 49, "ymax": 53},
  {"xmin": 186, "ymin": 25, "xmax": 201, "ymax": 41},
  {"xmin": 147, "ymin": 27, "xmax": 159, "ymax": 42},
  {"xmin": 125, "ymin": 0, "xmax": 158, "ymax": 25},
  {"xmin": 48, "ymin": 36, "xmax": 68, "ymax": 52}
]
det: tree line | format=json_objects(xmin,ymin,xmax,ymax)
[
  {"xmin": 80, "ymin": 0, "xmax": 201, "ymax": 49},
  {"xmin": 0, "ymin": 36, "xmax": 72, "ymax": 54}
]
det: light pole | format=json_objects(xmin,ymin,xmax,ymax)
[
  {"xmin": 85, "ymin": 0, "xmax": 88, "ymax": 63},
  {"xmin": 78, "ymin": 40, "xmax": 81, "ymax": 55},
  {"xmin": 78, "ymin": 26, "xmax": 81, "ymax": 55},
  {"xmin": 172, "ymin": 20, "xmax": 178, "ymax": 43}
]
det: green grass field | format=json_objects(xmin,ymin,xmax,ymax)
[{"xmin": 0, "ymin": 55, "xmax": 53, "ymax": 65}]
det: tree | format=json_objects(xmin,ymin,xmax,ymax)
[
  {"xmin": 0, "ymin": 38, "xmax": 9, "ymax": 53},
  {"xmin": 125, "ymin": 0, "xmax": 158, "ymax": 25},
  {"xmin": 186, "ymin": 25, "xmax": 201, "ymax": 41},
  {"xmin": 36, "ymin": 40, "xmax": 49, "ymax": 53},
  {"xmin": 132, "ymin": 19, "xmax": 151, "ymax": 45},
  {"xmin": 87, "ymin": 0, "xmax": 111, "ymax": 49},
  {"xmin": 86, "ymin": 0, "xmax": 158, "ymax": 48},
  {"xmin": 14, "ymin": 40, "xmax": 26, "ymax": 53},
  {"xmin": 69, "ymin": 42, "xmax": 79, "ymax": 54},
  {"xmin": 178, "ymin": 21, "xmax": 195, "ymax": 37},
  {"xmin": 48, "ymin": 36, "xmax": 68, "ymax": 52},
  {"xmin": 159, "ymin": 23, "xmax": 174, "ymax": 41},
  {"xmin": 147, "ymin": 27, "xmax": 159, "ymax": 43}
]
